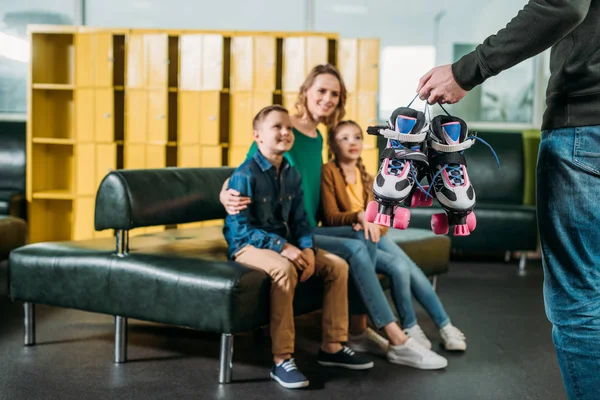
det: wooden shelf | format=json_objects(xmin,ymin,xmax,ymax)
[
  {"xmin": 32, "ymin": 138, "xmax": 75, "ymax": 145},
  {"xmin": 32, "ymin": 84, "xmax": 75, "ymax": 90},
  {"xmin": 32, "ymin": 190, "xmax": 75, "ymax": 200}
]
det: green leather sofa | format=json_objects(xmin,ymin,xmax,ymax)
[
  {"xmin": 407, "ymin": 130, "xmax": 538, "ymax": 269},
  {"xmin": 9, "ymin": 167, "xmax": 450, "ymax": 383}
]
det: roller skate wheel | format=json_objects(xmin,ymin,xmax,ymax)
[
  {"xmin": 453, "ymin": 224, "xmax": 470, "ymax": 236},
  {"xmin": 374, "ymin": 213, "xmax": 391, "ymax": 227},
  {"xmin": 466, "ymin": 212, "xmax": 477, "ymax": 231},
  {"xmin": 366, "ymin": 201, "xmax": 379, "ymax": 223},
  {"xmin": 431, "ymin": 213, "xmax": 449, "ymax": 235},
  {"xmin": 410, "ymin": 187, "xmax": 434, "ymax": 208},
  {"xmin": 393, "ymin": 207, "xmax": 411, "ymax": 230}
]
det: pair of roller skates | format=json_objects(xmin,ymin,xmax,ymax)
[{"xmin": 366, "ymin": 105, "xmax": 491, "ymax": 236}]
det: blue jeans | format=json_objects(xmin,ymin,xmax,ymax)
[
  {"xmin": 314, "ymin": 226, "xmax": 398, "ymax": 329},
  {"xmin": 537, "ymin": 126, "xmax": 600, "ymax": 400},
  {"xmin": 376, "ymin": 235, "xmax": 450, "ymax": 329}
]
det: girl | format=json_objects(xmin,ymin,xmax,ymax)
[
  {"xmin": 321, "ymin": 120, "xmax": 467, "ymax": 351},
  {"xmin": 220, "ymin": 64, "xmax": 448, "ymax": 369}
]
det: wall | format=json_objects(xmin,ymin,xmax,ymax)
[{"xmin": 85, "ymin": 0, "xmax": 305, "ymax": 31}]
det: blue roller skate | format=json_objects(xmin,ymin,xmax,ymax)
[{"xmin": 365, "ymin": 106, "xmax": 431, "ymax": 230}]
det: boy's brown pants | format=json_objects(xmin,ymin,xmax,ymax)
[{"xmin": 234, "ymin": 245, "xmax": 349, "ymax": 355}]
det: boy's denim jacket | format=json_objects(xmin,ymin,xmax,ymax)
[{"xmin": 223, "ymin": 150, "xmax": 314, "ymax": 259}]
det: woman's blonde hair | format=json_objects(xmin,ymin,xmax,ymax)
[
  {"xmin": 294, "ymin": 63, "xmax": 347, "ymax": 129},
  {"xmin": 328, "ymin": 120, "xmax": 372, "ymax": 204}
]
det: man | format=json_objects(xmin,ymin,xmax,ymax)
[{"xmin": 417, "ymin": 1, "xmax": 599, "ymax": 398}]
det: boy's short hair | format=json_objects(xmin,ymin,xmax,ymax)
[{"xmin": 253, "ymin": 104, "xmax": 289, "ymax": 130}]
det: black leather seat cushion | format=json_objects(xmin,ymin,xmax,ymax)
[
  {"xmin": 409, "ymin": 203, "xmax": 538, "ymax": 252},
  {"xmin": 0, "ymin": 216, "xmax": 27, "ymax": 261},
  {"xmin": 10, "ymin": 228, "xmax": 273, "ymax": 333},
  {"xmin": 10, "ymin": 225, "xmax": 450, "ymax": 332}
]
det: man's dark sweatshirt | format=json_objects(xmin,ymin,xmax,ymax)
[{"xmin": 452, "ymin": 0, "xmax": 599, "ymax": 131}]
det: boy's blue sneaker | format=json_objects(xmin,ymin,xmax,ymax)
[
  {"xmin": 270, "ymin": 358, "xmax": 310, "ymax": 389},
  {"xmin": 317, "ymin": 346, "xmax": 375, "ymax": 370}
]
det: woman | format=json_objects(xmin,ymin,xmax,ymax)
[
  {"xmin": 321, "ymin": 119, "xmax": 467, "ymax": 351},
  {"xmin": 220, "ymin": 64, "xmax": 447, "ymax": 369}
]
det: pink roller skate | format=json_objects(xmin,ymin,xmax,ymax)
[
  {"xmin": 365, "ymin": 106, "xmax": 430, "ymax": 230},
  {"xmin": 426, "ymin": 109, "xmax": 498, "ymax": 236}
]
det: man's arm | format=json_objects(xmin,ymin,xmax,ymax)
[
  {"xmin": 453, "ymin": 0, "xmax": 592, "ymax": 90},
  {"xmin": 227, "ymin": 172, "xmax": 287, "ymax": 253},
  {"xmin": 288, "ymin": 172, "xmax": 314, "ymax": 252}
]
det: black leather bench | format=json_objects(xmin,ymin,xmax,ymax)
[{"xmin": 9, "ymin": 167, "xmax": 450, "ymax": 383}]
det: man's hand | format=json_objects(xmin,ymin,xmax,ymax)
[
  {"xmin": 299, "ymin": 248, "xmax": 315, "ymax": 282},
  {"xmin": 281, "ymin": 243, "xmax": 309, "ymax": 271},
  {"xmin": 417, "ymin": 64, "xmax": 467, "ymax": 105}
]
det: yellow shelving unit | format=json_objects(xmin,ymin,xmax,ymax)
[
  {"xmin": 27, "ymin": 25, "xmax": 378, "ymax": 242},
  {"xmin": 337, "ymin": 38, "xmax": 380, "ymax": 175}
]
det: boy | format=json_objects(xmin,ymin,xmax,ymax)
[{"xmin": 223, "ymin": 105, "xmax": 373, "ymax": 389}]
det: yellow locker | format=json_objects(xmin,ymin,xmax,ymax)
[
  {"xmin": 95, "ymin": 88, "xmax": 114, "ymax": 142},
  {"xmin": 252, "ymin": 92, "xmax": 273, "ymax": 116},
  {"xmin": 75, "ymin": 89, "xmax": 95, "ymax": 142},
  {"xmin": 283, "ymin": 37, "xmax": 306, "ymax": 92},
  {"xmin": 337, "ymin": 39, "xmax": 358, "ymax": 93},
  {"xmin": 126, "ymin": 33, "xmax": 146, "ymax": 89},
  {"xmin": 283, "ymin": 36, "xmax": 328, "ymax": 92},
  {"xmin": 180, "ymin": 34, "xmax": 224, "ymax": 91},
  {"xmin": 230, "ymin": 36, "xmax": 253, "ymax": 91},
  {"xmin": 125, "ymin": 89, "xmax": 148, "ymax": 143},
  {"xmin": 73, "ymin": 196, "xmax": 95, "ymax": 240},
  {"xmin": 147, "ymin": 90, "xmax": 168, "ymax": 143},
  {"xmin": 178, "ymin": 144, "xmax": 201, "ymax": 167},
  {"xmin": 31, "ymin": 89, "xmax": 74, "ymax": 140},
  {"xmin": 361, "ymin": 148, "xmax": 379, "ymax": 176},
  {"xmin": 94, "ymin": 32, "xmax": 114, "ymax": 87},
  {"xmin": 145, "ymin": 34, "xmax": 169, "ymax": 89},
  {"xmin": 356, "ymin": 92, "xmax": 378, "ymax": 147},
  {"xmin": 146, "ymin": 144, "xmax": 167, "ymax": 169},
  {"xmin": 96, "ymin": 143, "xmax": 116, "ymax": 189},
  {"xmin": 179, "ymin": 35, "xmax": 203, "ymax": 90},
  {"xmin": 358, "ymin": 39, "xmax": 380, "ymax": 92},
  {"xmin": 124, "ymin": 143, "xmax": 146, "ymax": 169},
  {"xmin": 178, "ymin": 91, "xmax": 201, "ymax": 144},
  {"xmin": 28, "ymin": 199, "xmax": 73, "ymax": 243},
  {"xmin": 75, "ymin": 143, "xmax": 96, "ymax": 196},
  {"xmin": 200, "ymin": 145, "xmax": 222, "ymax": 167},
  {"xmin": 282, "ymin": 92, "xmax": 298, "ymax": 112},
  {"xmin": 202, "ymin": 35, "xmax": 224, "ymax": 91},
  {"xmin": 31, "ymin": 143, "xmax": 74, "ymax": 196},
  {"xmin": 230, "ymin": 36, "xmax": 275, "ymax": 91},
  {"xmin": 178, "ymin": 91, "xmax": 220, "ymax": 146},
  {"xmin": 344, "ymin": 92, "xmax": 358, "ymax": 122},
  {"xmin": 228, "ymin": 146, "xmax": 249, "ymax": 167},
  {"xmin": 229, "ymin": 92, "xmax": 253, "ymax": 147},
  {"xmin": 306, "ymin": 36, "xmax": 328, "ymax": 73},
  {"xmin": 254, "ymin": 36, "xmax": 276, "ymax": 91},
  {"xmin": 75, "ymin": 33, "xmax": 94, "ymax": 87},
  {"xmin": 199, "ymin": 91, "xmax": 220, "ymax": 146}
]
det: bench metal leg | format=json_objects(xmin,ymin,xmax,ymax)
[
  {"xmin": 519, "ymin": 253, "xmax": 527, "ymax": 275},
  {"xmin": 24, "ymin": 302, "xmax": 35, "ymax": 346},
  {"xmin": 219, "ymin": 333, "xmax": 234, "ymax": 384},
  {"xmin": 114, "ymin": 316, "xmax": 127, "ymax": 363},
  {"xmin": 431, "ymin": 275, "xmax": 438, "ymax": 292}
]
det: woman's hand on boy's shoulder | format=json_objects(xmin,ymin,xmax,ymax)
[{"xmin": 220, "ymin": 188, "xmax": 251, "ymax": 215}]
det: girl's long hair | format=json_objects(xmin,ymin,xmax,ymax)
[{"xmin": 328, "ymin": 120, "xmax": 371, "ymax": 204}]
